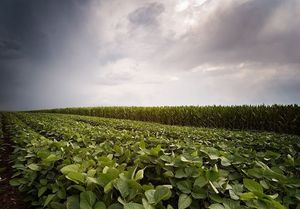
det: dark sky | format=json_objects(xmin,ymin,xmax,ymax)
[{"xmin": 1, "ymin": 0, "xmax": 300, "ymax": 111}]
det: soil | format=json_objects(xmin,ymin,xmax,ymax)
[{"xmin": 0, "ymin": 118, "xmax": 28, "ymax": 209}]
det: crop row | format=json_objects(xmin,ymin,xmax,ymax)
[
  {"xmin": 5, "ymin": 112, "xmax": 300, "ymax": 208},
  {"xmin": 44, "ymin": 113, "xmax": 300, "ymax": 157},
  {"xmin": 35, "ymin": 105, "xmax": 300, "ymax": 135}
]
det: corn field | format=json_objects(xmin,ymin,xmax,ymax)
[{"xmin": 35, "ymin": 105, "xmax": 300, "ymax": 135}]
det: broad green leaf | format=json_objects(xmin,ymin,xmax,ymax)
[
  {"xmin": 240, "ymin": 192, "xmax": 256, "ymax": 200},
  {"xmin": 210, "ymin": 194, "xmax": 223, "ymax": 203},
  {"xmin": 67, "ymin": 185, "xmax": 86, "ymax": 192},
  {"xmin": 194, "ymin": 176, "xmax": 207, "ymax": 188},
  {"xmin": 94, "ymin": 201, "xmax": 106, "ymax": 209},
  {"xmin": 44, "ymin": 194, "xmax": 56, "ymax": 207},
  {"xmin": 57, "ymin": 189, "xmax": 66, "ymax": 199},
  {"xmin": 259, "ymin": 180, "xmax": 269, "ymax": 189},
  {"xmin": 66, "ymin": 171, "xmax": 85, "ymax": 184},
  {"xmin": 154, "ymin": 186, "xmax": 172, "ymax": 203},
  {"xmin": 104, "ymin": 181, "xmax": 114, "ymax": 193},
  {"xmin": 124, "ymin": 203, "xmax": 144, "ymax": 209},
  {"xmin": 191, "ymin": 190, "xmax": 206, "ymax": 199},
  {"xmin": 208, "ymin": 203, "xmax": 225, "ymax": 209},
  {"xmin": 269, "ymin": 199, "xmax": 285, "ymax": 209},
  {"xmin": 38, "ymin": 186, "xmax": 47, "ymax": 197},
  {"xmin": 175, "ymin": 169, "xmax": 187, "ymax": 178},
  {"xmin": 178, "ymin": 194, "xmax": 192, "ymax": 209},
  {"xmin": 80, "ymin": 191, "xmax": 96, "ymax": 209},
  {"xmin": 220, "ymin": 157, "xmax": 231, "ymax": 167},
  {"xmin": 115, "ymin": 177, "xmax": 129, "ymax": 198},
  {"xmin": 223, "ymin": 199, "xmax": 241, "ymax": 209},
  {"xmin": 127, "ymin": 179, "xmax": 141, "ymax": 200},
  {"xmin": 40, "ymin": 179, "xmax": 48, "ymax": 185},
  {"xmin": 98, "ymin": 173, "xmax": 118, "ymax": 187},
  {"xmin": 87, "ymin": 169, "xmax": 97, "ymax": 177},
  {"xmin": 206, "ymin": 169, "xmax": 219, "ymax": 182},
  {"xmin": 107, "ymin": 203, "xmax": 123, "ymax": 209},
  {"xmin": 142, "ymin": 198, "xmax": 155, "ymax": 209},
  {"xmin": 9, "ymin": 178, "xmax": 22, "ymax": 186},
  {"xmin": 243, "ymin": 179, "xmax": 263, "ymax": 193},
  {"xmin": 177, "ymin": 180, "xmax": 192, "ymax": 194},
  {"xmin": 185, "ymin": 167, "xmax": 200, "ymax": 177},
  {"xmin": 28, "ymin": 163, "xmax": 40, "ymax": 171},
  {"xmin": 67, "ymin": 195, "xmax": 80, "ymax": 209},
  {"xmin": 229, "ymin": 190, "xmax": 239, "ymax": 200},
  {"xmin": 163, "ymin": 171, "xmax": 174, "ymax": 178},
  {"xmin": 145, "ymin": 189, "xmax": 156, "ymax": 204},
  {"xmin": 87, "ymin": 177, "xmax": 100, "ymax": 185},
  {"xmin": 61, "ymin": 164, "xmax": 80, "ymax": 174},
  {"xmin": 50, "ymin": 202, "xmax": 66, "ymax": 209},
  {"xmin": 45, "ymin": 154, "xmax": 60, "ymax": 162}
]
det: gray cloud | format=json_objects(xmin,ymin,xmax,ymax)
[
  {"xmin": 128, "ymin": 2, "xmax": 165, "ymax": 26},
  {"xmin": 0, "ymin": 38, "xmax": 22, "ymax": 60},
  {"xmin": 160, "ymin": 0, "xmax": 300, "ymax": 71},
  {"xmin": 0, "ymin": 0, "xmax": 300, "ymax": 110}
]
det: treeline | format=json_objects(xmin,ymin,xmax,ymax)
[{"xmin": 35, "ymin": 105, "xmax": 300, "ymax": 135}]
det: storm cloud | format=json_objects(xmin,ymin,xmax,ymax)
[{"xmin": 0, "ymin": 0, "xmax": 300, "ymax": 110}]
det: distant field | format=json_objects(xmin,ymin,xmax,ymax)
[
  {"xmin": 1, "ymin": 112, "xmax": 299, "ymax": 209},
  {"xmin": 36, "ymin": 105, "xmax": 300, "ymax": 135}
]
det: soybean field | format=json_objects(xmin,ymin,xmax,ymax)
[{"xmin": 0, "ymin": 112, "xmax": 299, "ymax": 209}]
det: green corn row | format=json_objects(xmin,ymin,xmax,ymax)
[{"xmin": 35, "ymin": 105, "xmax": 300, "ymax": 135}]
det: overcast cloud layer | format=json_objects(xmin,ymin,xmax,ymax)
[{"xmin": 0, "ymin": 0, "xmax": 300, "ymax": 110}]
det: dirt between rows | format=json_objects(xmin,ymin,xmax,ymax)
[{"xmin": 0, "ymin": 119, "xmax": 28, "ymax": 209}]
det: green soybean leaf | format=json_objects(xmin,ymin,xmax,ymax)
[
  {"xmin": 67, "ymin": 195, "xmax": 80, "ymax": 209},
  {"xmin": 167, "ymin": 205, "xmax": 174, "ymax": 209},
  {"xmin": 28, "ymin": 163, "xmax": 40, "ymax": 171},
  {"xmin": 210, "ymin": 194, "xmax": 223, "ymax": 203},
  {"xmin": 229, "ymin": 190, "xmax": 239, "ymax": 200},
  {"xmin": 208, "ymin": 203, "xmax": 225, "ymax": 209},
  {"xmin": 94, "ymin": 201, "xmax": 106, "ymax": 209},
  {"xmin": 194, "ymin": 176, "xmax": 207, "ymax": 188},
  {"xmin": 145, "ymin": 189, "xmax": 156, "ymax": 204},
  {"xmin": 243, "ymin": 179, "xmax": 263, "ymax": 193},
  {"xmin": 142, "ymin": 198, "xmax": 155, "ymax": 209},
  {"xmin": 61, "ymin": 164, "xmax": 80, "ymax": 174},
  {"xmin": 44, "ymin": 194, "xmax": 56, "ymax": 207},
  {"xmin": 9, "ymin": 179, "xmax": 22, "ymax": 186},
  {"xmin": 107, "ymin": 203, "xmax": 123, "ymax": 209},
  {"xmin": 80, "ymin": 191, "xmax": 96, "ymax": 209},
  {"xmin": 154, "ymin": 186, "xmax": 172, "ymax": 203},
  {"xmin": 104, "ymin": 181, "xmax": 114, "ymax": 193},
  {"xmin": 175, "ymin": 169, "xmax": 187, "ymax": 178},
  {"xmin": 67, "ymin": 185, "xmax": 86, "ymax": 192},
  {"xmin": 124, "ymin": 202, "xmax": 144, "ymax": 209},
  {"xmin": 38, "ymin": 186, "xmax": 47, "ymax": 197},
  {"xmin": 178, "ymin": 194, "xmax": 192, "ymax": 209},
  {"xmin": 66, "ymin": 171, "xmax": 85, "ymax": 184},
  {"xmin": 115, "ymin": 177, "xmax": 129, "ymax": 198},
  {"xmin": 177, "ymin": 180, "xmax": 192, "ymax": 194},
  {"xmin": 223, "ymin": 199, "xmax": 241, "ymax": 209},
  {"xmin": 163, "ymin": 171, "xmax": 174, "ymax": 178},
  {"xmin": 45, "ymin": 154, "xmax": 60, "ymax": 162},
  {"xmin": 50, "ymin": 202, "xmax": 66, "ymax": 209},
  {"xmin": 240, "ymin": 192, "xmax": 256, "ymax": 200}
]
